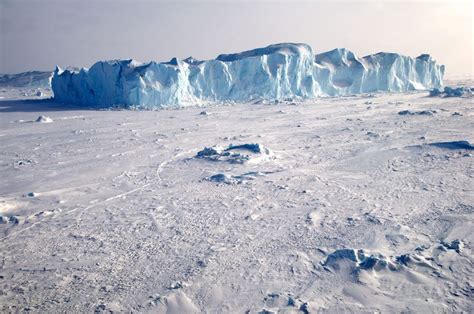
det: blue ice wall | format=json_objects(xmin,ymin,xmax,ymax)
[{"xmin": 52, "ymin": 43, "xmax": 445, "ymax": 108}]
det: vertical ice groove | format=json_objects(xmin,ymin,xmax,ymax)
[{"xmin": 52, "ymin": 43, "xmax": 445, "ymax": 108}]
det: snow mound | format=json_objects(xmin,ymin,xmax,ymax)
[
  {"xmin": 430, "ymin": 86, "xmax": 473, "ymax": 97},
  {"xmin": 408, "ymin": 140, "xmax": 474, "ymax": 152},
  {"xmin": 147, "ymin": 291, "xmax": 199, "ymax": 313},
  {"xmin": 440, "ymin": 239, "xmax": 464, "ymax": 253},
  {"xmin": 206, "ymin": 173, "xmax": 240, "ymax": 184},
  {"xmin": 206, "ymin": 171, "xmax": 267, "ymax": 185},
  {"xmin": 428, "ymin": 141, "xmax": 474, "ymax": 150},
  {"xmin": 51, "ymin": 43, "xmax": 445, "ymax": 108},
  {"xmin": 35, "ymin": 115, "xmax": 54, "ymax": 123},
  {"xmin": 196, "ymin": 143, "xmax": 273, "ymax": 164},
  {"xmin": 398, "ymin": 109, "xmax": 437, "ymax": 116},
  {"xmin": 323, "ymin": 249, "xmax": 397, "ymax": 272},
  {"xmin": 324, "ymin": 241, "xmax": 468, "ymax": 279},
  {"xmin": 0, "ymin": 215, "xmax": 25, "ymax": 225},
  {"xmin": 259, "ymin": 292, "xmax": 309, "ymax": 313}
]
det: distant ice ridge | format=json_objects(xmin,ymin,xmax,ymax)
[
  {"xmin": 52, "ymin": 43, "xmax": 445, "ymax": 108},
  {"xmin": 0, "ymin": 71, "xmax": 52, "ymax": 88}
]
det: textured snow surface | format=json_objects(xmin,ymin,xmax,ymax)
[
  {"xmin": 1, "ymin": 83, "xmax": 472, "ymax": 312},
  {"xmin": 51, "ymin": 43, "xmax": 445, "ymax": 108}
]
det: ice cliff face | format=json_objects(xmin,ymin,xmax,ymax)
[
  {"xmin": 52, "ymin": 43, "xmax": 445, "ymax": 108},
  {"xmin": 312, "ymin": 48, "xmax": 445, "ymax": 96}
]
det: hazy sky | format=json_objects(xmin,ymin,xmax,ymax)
[{"xmin": 1, "ymin": 0, "xmax": 472, "ymax": 77}]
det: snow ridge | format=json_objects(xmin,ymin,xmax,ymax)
[{"xmin": 52, "ymin": 43, "xmax": 445, "ymax": 108}]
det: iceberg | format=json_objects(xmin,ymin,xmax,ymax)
[
  {"xmin": 51, "ymin": 43, "xmax": 445, "ymax": 108},
  {"xmin": 0, "ymin": 71, "xmax": 52, "ymax": 88}
]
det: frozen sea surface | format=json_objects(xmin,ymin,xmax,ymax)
[{"xmin": 0, "ymin": 84, "xmax": 473, "ymax": 312}]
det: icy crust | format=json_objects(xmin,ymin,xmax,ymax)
[{"xmin": 52, "ymin": 43, "xmax": 445, "ymax": 108}]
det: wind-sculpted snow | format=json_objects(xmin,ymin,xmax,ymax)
[
  {"xmin": 52, "ymin": 43, "xmax": 445, "ymax": 108},
  {"xmin": 1, "ymin": 85, "xmax": 473, "ymax": 312}
]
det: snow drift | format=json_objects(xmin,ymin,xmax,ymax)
[{"xmin": 52, "ymin": 43, "xmax": 445, "ymax": 108}]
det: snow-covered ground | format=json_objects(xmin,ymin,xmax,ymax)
[{"xmin": 0, "ymin": 84, "xmax": 473, "ymax": 312}]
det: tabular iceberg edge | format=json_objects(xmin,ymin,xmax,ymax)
[{"xmin": 52, "ymin": 43, "xmax": 445, "ymax": 108}]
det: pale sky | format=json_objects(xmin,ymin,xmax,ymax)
[{"xmin": 0, "ymin": 0, "xmax": 472, "ymax": 77}]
